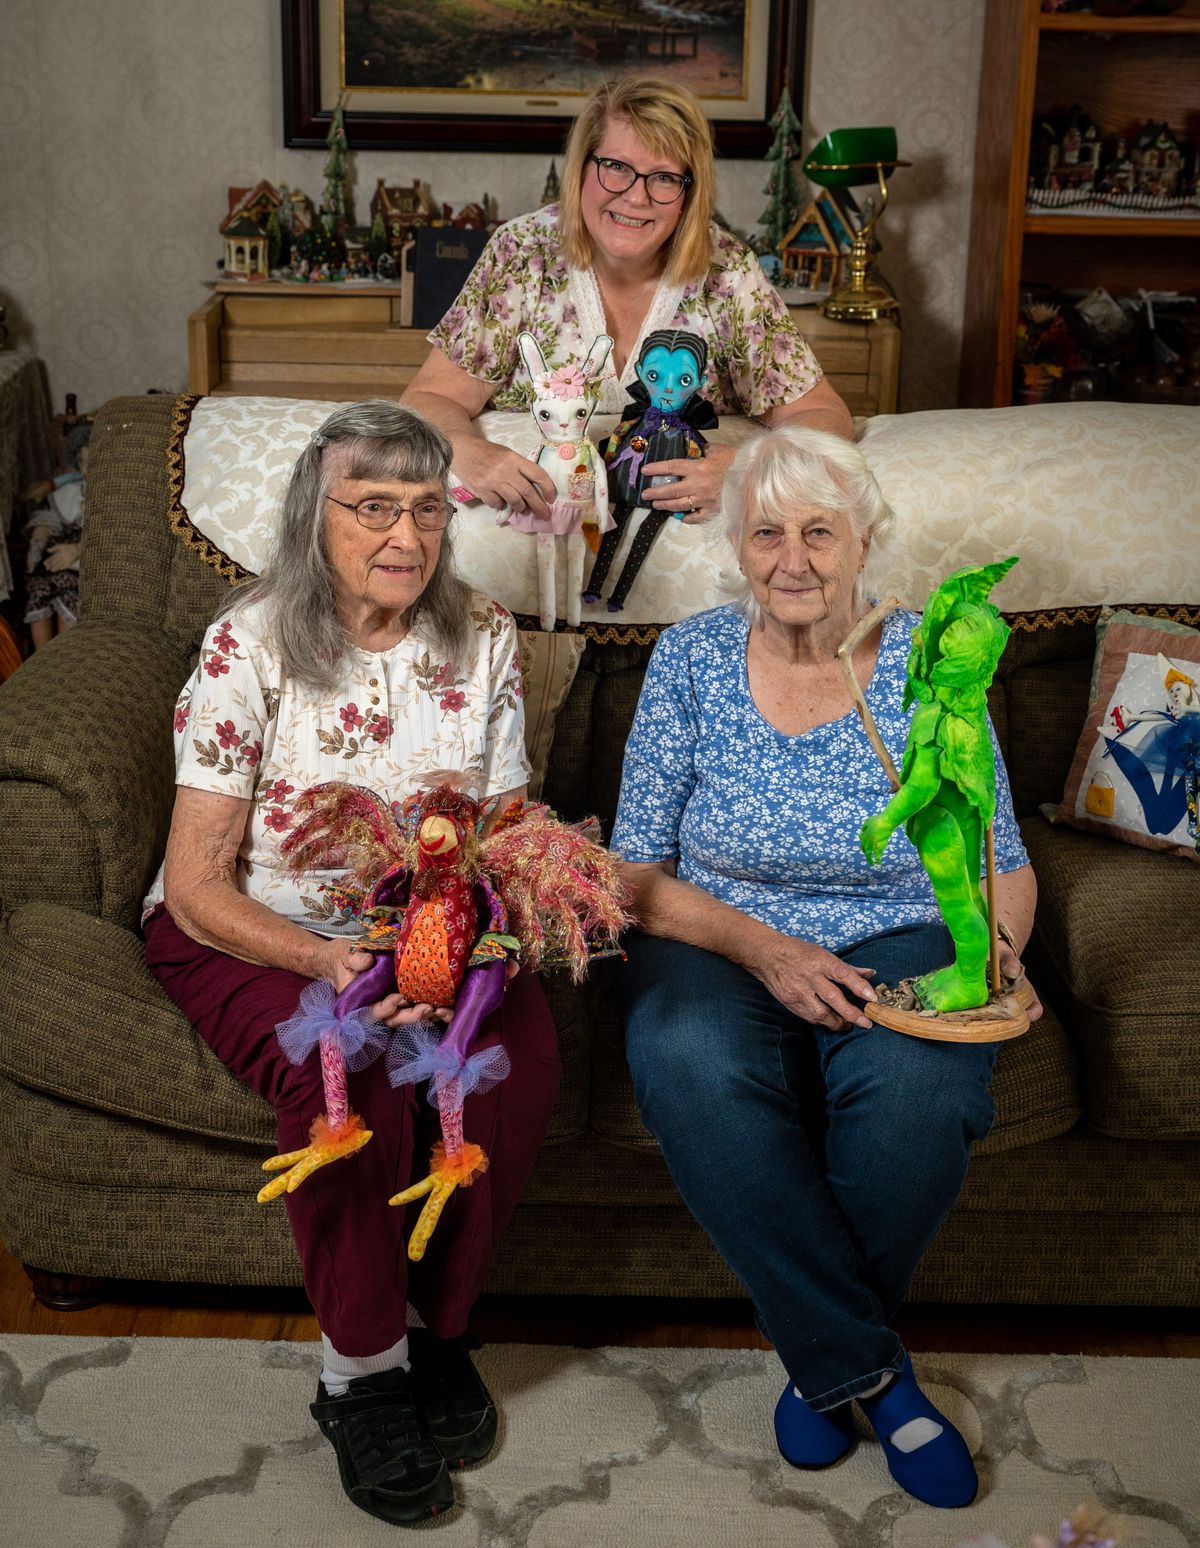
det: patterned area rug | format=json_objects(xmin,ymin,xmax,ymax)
[{"xmin": 2, "ymin": 1337, "xmax": 1198, "ymax": 1548}]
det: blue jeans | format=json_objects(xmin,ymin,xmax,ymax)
[{"xmin": 616, "ymin": 923, "xmax": 998, "ymax": 1410}]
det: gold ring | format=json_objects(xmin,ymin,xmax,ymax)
[{"xmin": 690, "ymin": 497, "xmax": 698, "ymax": 511}]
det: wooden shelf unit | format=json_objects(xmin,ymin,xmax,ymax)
[
  {"xmin": 959, "ymin": 0, "xmax": 1200, "ymax": 407},
  {"xmin": 187, "ymin": 285, "xmax": 900, "ymax": 416}
]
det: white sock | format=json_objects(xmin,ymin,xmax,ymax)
[
  {"xmin": 407, "ymin": 1302, "xmax": 426, "ymax": 1331},
  {"xmin": 888, "ymin": 1416, "xmax": 944, "ymax": 1452},
  {"xmin": 319, "ymin": 1332, "xmax": 409, "ymax": 1396},
  {"xmin": 856, "ymin": 1370, "xmax": 944, "ymax": 1452}
]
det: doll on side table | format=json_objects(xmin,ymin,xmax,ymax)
[{"xmin": 23, "ymin": 421, "xmax": 91, "ymax": 650}]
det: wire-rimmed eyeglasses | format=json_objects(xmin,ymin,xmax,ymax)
[
  {"xmin": 588, "ymin": 154, "xmax": 692, "ymax": 204},
  {"xmin": 327, "ymin": 495, "xmax": 453, "ymax": 531}
]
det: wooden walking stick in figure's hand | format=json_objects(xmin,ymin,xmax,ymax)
[{"xmin": 838, "ymin": 566, "xmax": 1034, "ymax": 1044}]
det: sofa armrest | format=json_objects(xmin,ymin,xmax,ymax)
[{"xmin": 0, "ymin": 623, "xmax": 192, "ymax": 928}]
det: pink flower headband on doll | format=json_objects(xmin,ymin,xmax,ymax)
[{"xmin": 533, "ymin": 362, "xmax": 612, "ymax": 400}]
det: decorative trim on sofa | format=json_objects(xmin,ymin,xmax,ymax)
[
  {"xmin": 514, "ymin": 602, "xmax": 1200, "ymax": 647},
  {"xmin": 1005, "ymin": 603, "xmax": 1200, "ymax": 634},
  {"xmin": 511, "ymin": 614, "xmax": 661, "ymax": 645},
  {"xmin": 167, "ymin": 393, "xmax": 254, "ymax": 586}
]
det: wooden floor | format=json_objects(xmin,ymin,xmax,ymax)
[{"xmin": 4, "ymin": 1243, "xmax": 1199, "ymax": 1355}]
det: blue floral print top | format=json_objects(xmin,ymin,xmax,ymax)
[{"xmin": 611, "ymin": 605, "xmax": 1029, "ymax": 952}]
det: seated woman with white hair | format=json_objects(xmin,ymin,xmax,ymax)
[{"xmin": 610, "ymin": 425, "xmax": 1041, "ymax": 1509}]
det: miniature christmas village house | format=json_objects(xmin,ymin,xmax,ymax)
[
  {"xmin": 1034, "ymin": 107, "xmax": 1103, "ymax": 193},
  {"xmin": 222, "ymin": 215, "xmax": 270, "ymax": 279},
  {"xmin": 1132, "ymin": 122, "xmax": 1185, "ymax": 198},
  {"xmin": 779, "ymin": 188, "xmax": 859, "ymax": 295},
  {"xmin": 219, "ymin": 181, "xmax": 285, "ymax": 278},
  {"xmin": 370, "ymin": 179, "xmax": 438, "ymax": 259}
]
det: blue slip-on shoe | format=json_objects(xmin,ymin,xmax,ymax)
[
  {"xmin": 773, "ymin": 1383, "xmax": 856, "ymax": 1469},
  {"xmin": 856, "ymin": 1353, "xmax": 978, "ymax": 1508}
]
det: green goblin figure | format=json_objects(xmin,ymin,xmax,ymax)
[{"xmin": 860, "ymin": 558, "xmax": 1018, "ymax": 1013}]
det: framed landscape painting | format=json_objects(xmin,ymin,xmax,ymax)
[{"xmin": 283, "ymin": 0, "xmax": 808, "ymax": 154}]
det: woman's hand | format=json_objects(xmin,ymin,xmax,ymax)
[
  {"xmin": 998, "ymin": 938, "xmax": 1043, "ymax": 1022},
  {"xmin": 44, "ymin": 541, "xmax": 82, "ymax": 572},
  {"xmin": 452, "ymin": 438, "xmax": 556, "ymax": 519},
  {"xmin": 325, "ymin": 939, "xmax": 376, "ymax": 994},
  {"xmin": 751, "ymin": 932, "xmax": 877, "ymax": 1031},
  {"xmin": 321, "ymin": 939, "xmax": 452, "ymax": 1028},
  {"xmin": 370, "ymin": 993, "xmax": 454, "ymax": 1028},
  {"xmin": 641, "ymin": 442, "xmax": 736, "ymax": 524}
]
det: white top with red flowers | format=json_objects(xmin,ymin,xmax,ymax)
[{"xmin": 142, "ymin": 593, "xmax": 530, "ymax": 936}]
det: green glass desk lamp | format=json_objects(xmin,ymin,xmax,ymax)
[{"xmin": 803, "ymin": 127, "xmax": 910, "ymax": 323}]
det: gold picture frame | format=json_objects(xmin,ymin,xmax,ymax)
[{"xmin": 283, "ymin": 0, "xmax": 807, "ymax": 155}]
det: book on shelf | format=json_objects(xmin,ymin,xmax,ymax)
[{"xmin": 399, "ymin": 227, "xmax": 490, "ymax": 329}]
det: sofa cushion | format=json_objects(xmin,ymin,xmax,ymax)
[
  {"xmin": 1022, "ymin": 816, "xmax": 1199, "ymax": 1138},
  {"xmin": 515, "ymin": 628, "xmax": 585, "ymax": 801},
  {"xmin": 0, "ymin": 903, "xmax": 274, "ymax": 1145},
  {"xmin": 586, "ymin": 968, "xmax": 1083, "ymax": 1156}
]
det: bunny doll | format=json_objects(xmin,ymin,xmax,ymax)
[{"xmin": 500, "ymin": 331, "xmax": 613, "ymax": 631}]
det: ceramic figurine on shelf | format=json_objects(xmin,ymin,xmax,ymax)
[
  {"xmin": 499, "ymin": 331, "xmax": 614, "ymax": 632},
  {"xmin": 584, "ymin": 329, "xmax": 718, "ymax": 615},
  {"xmin": 848, "ymin": 560, "xmax": 1035, "ymax": 1042}
]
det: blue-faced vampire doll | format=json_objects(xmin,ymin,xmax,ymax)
[{"xmin": 583, "ymin": 328, "xmax": 718, "ymax": 614}]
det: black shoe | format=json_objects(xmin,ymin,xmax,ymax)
[
  {"xmin": 310, "ymin": 1366, "xmax": 454, "ymax": 1524},
  {"xmin": 408, "ymin": 1329, "xmax": 498, "ymax": 1468}
]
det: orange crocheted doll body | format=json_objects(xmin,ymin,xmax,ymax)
[{"xmin": 391, "ymin": 813, "xmax": 477, "ymax": 1008}]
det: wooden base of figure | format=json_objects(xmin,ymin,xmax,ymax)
[{"xmin": 865, "ymin": 977, "xmax": 1034, "ymax": 1043}]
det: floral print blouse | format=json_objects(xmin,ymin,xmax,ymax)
[
  {"xmin": 428, "ymin": 204, "xmax": 823, "ymax": 420},
  {"xmin": 611, "ymin": 606, "xmax": 1029, "ymax": 953},
  {"xmin": 143, "ymin": 595, "xmax": 530, "ymax": 935}
]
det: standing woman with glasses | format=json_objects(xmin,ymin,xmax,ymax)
[
  {"xmin": 402, "ymin": 76, "xmax": 853, "ymax": 527},
  {"xmin": 142, "ymin": 401, "xmax": 559, "ymax": 1528}
]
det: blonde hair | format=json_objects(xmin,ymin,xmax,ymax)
[{"xmin": 558, "ymin": 76, "xmax": 716, "ymax": 285}]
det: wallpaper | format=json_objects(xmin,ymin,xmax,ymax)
[{"xmin": 0, "ymin": 0, "xmax": 984, "ymax": 418}]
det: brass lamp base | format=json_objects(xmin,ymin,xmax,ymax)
[
  {"xmin": 820, "ymin": 282, "xmax": 899, "ymax": 324},
  {"xmin": 819, "ymin": 229, "xmax": 899, "ymax": 323}
]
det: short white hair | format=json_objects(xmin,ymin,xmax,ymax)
[{"xmin": 720, "ymin": 425, "xmax": 894, "ymax": 624}]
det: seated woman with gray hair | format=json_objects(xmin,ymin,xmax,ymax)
[
  {"xmin": 142, "ymin": 401, "xmax": 558, "ymax": 1527},
  {"xmin": 610, "ymin": 425, "xmax": 1041, "ymax": 1509}
]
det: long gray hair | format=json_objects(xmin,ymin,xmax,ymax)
[
  {"xmin": 225, "ymin": 400, "xmax": 473, "ymax": 690},
  {"xmin": 720, "ymin": 425, "xmax": 894, "ymax": 625}
]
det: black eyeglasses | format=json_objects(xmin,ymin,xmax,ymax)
[
  {"xmin": 327, "ymin": 495, "xmax": 453, "ymax": 532},
  {"xmin": 588, "ymin": 154, "xmax": 692, "ymax": 204}
]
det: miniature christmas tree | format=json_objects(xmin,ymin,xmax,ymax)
[
  {"xmin": 266, "ymin": 206, "xmax": 285, "ymax": 270},
  {"xmin": 758, "ymin": 85, "xmax": 803, "ymax": 256},
  {"xmin": 319, "ymin": 93, "xmax": 350, "ymax": 237},
  {"xmin": 368, "ymin": 210, "xmax": 388, "ymax": 264}
]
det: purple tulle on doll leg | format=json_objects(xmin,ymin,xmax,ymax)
[
  {"xmin": 275, "ymin": 977, "xmax": 391, "ymax": 1072},
  {"xmin": 385, "ymin": 960, "xmax": 512, "ymax": 1105}
]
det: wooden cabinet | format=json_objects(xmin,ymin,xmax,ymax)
[
  {"xmin": 959, "ymin": 0, "xmax": 1200, "ymax": 408},
  {"xmin": 188, "ymin": 282, "xmax": 900, "ymax": 416}
]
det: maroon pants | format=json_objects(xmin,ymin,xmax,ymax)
[{"xmin": 144, "ymin": 907, "xmax": 562, "ymax": 1355}]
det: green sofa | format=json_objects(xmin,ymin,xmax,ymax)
[{"xmin": 0, "ymin": 392, "xmax": 1197, "ymax": 1311}]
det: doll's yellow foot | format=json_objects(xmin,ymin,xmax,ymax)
[
  {"xmin": 257, "ymin": 1113, "xmax": 372, "ymax": 1202},
  {"xmin": 389, "ymin": 1142, "xmax": 489, "ymax": 1261}
]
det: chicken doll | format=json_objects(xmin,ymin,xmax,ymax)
[{"xmin": 257, "ymin": 782, "xmax": 629, "ymax": 1260}]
